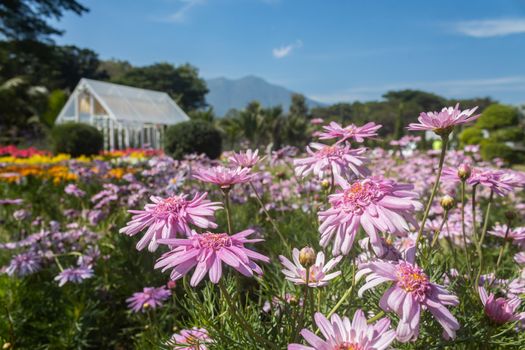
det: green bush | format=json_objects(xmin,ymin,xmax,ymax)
[
  {"xmin": 459, "ymin": 127, "xmax": 484, "ymax": 145},
  {"xmin": 480, "ymin": 140, "xmax": 515, "ymax": 163},
  {"xmin": 476, "ymin": 104, "xmax": 518, "ymax": 130},
  {"xmin": 165, "ymin": 120, "xmax": 222, "ymax": 159},
  {"xmin": 51, "ymin": 123, "xmax": 103, "ymax": 157},
  {"xmin": 490, "ymin": 127, "xmax": 525, "ymax": 143}
]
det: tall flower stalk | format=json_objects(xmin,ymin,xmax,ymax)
[
  {"xmin": 476, "ymin": 190, "xmax": 494, "ymax": 287},
  {"xmin": 460, "ymin": 180, "xmax": 472, "ymax": 274},
  {"xmin": 415, "ymin": 135, "xmax": 449, "ymax": 253},
  {"xmin": 248, "ymin": 182, "xmax": 289, "ymax": 249}
]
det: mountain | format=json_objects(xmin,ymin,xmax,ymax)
[{"xmin": 205, "ymin": 75, "xmax": 324, "ymax": 116}]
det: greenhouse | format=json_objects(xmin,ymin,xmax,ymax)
[{"xmin": 56, "ymin": 78, "xmax": 190, "ymax": 150}]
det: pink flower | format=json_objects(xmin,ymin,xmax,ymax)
[
  {"xmin": 228, "ymin": 149, "xmax": 264, "ymax": 168},
  {"xmin": 407, "ymin": 104, "xmax": 479, "ymax": 134},
  {"xmin": 155, "ymin": 229, "xmax": 270, "ymax": 286},
  {"xmin": 489, "ymin": 224, "xmax": 525, "ymax": 245},
  {"xmin": 310, "ymin": 118, "xmax": 324, "ymax": 125},
  {"xmin": 120, "ymin": 193, "xmax": 222, "ymax": 252},
  {"xmin": 318, "ymin": 177, "xmax": 421, "ymax": 255},
  {"xmin": 193, "ymin": 166, "xmax": 253, "ymax": 189},
  {"xmin": 167, "ymin": 327, "xmax": 212, "ymax": 349},
  {"xmin": 357, "ymin": 247, "xmax": 460, "ymax": 342},
  {"xmin": 319, "ymin": 121, "xmax": 382, "ymax": 143},
  {"xmin": 288, "ymin": 310, "xmax": 396, "ymax": 350},
  {"xmin": 294, "ymin": 143, "xmax": 370, "ymax": 185},
  {"xmin": 515, "ymin": 252, "xmax": 525, "ymax": 265},
  {"xmin": 279, "ymin": 248, "xmax": 342, "ymax": 287},
  {"xmin": 126, "ymin": 286, "xmax": 171, "ymax": 313},
  {"xmin": 478, "ymin": 287, "xmax": 525, "ymax": 324},
  {"xmin": 468, "ymin": 168, "xmax": 521, "ymax": 196}
]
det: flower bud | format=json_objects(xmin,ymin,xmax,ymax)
[
  {"xmin": 457, "ymin": 163, "xmax": 471, "ymax": 181},
  {"xmin": 321, "ymin": 179, "xmax": 330, "ymax": 190},
  {"xmin": 440, "ymin": 195, "xmax": 455, "ymax": 211},
  {"xmin": 3, "ymin": 343, "xmax": 11, "ymax": 350},
  {"xmin": 505, "ymin": 210, "xmax": 517, "ymax": 222},
  {"xmin": 298, "ymin": 247, "xmax": 316, "ymax": 268}
]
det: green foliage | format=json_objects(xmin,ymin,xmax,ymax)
[
  {"xmin": 40, "ymin": 89, "xmax": 67, "ymax": 128},
  {"xmin": 165, "ymin": 120, "xmax": 222, "ymax": 159},
  {"xmin": 480, "ymin": 140, "xmax": 517, "ymax": 163},
  {"xmin": 51, "ymin": 122, "xmax": 103, "ymax": 157},
  {"xmin": 476, "ymin": 104, "xmax": 518, "ymax": 130},
  {"xmin": 114, "ymin": 62, "xmax": 208, "ymax": 111},
  {"xmin": 0, "ymin": 0, "xmax": 88, "ymax": 41},
  {"xmin": 490, "ymin": 127, "xmax": 524, "ymax": 143},
  {"xmin": 459, "ymin": 127, "xmax": 484, "ymax": 145}
]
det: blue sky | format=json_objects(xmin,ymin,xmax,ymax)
[{"xmin": 55, "ymin": 0, "xmax": 525, "ymax": 104}]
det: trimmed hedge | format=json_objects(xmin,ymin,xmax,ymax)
[
  {"xmin": 51, "ymin": 123, "xmax": 103, "ymax": 157},
  {"xmin": 164, "ymin": 120, "xmax": 222, "ymax": 159}
]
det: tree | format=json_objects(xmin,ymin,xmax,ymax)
[
  {"xmin": 289, "ymin": 93, "xmax": 309, "ymax": 119},
  {"xmin": 115, "ymin": 62, "xmax": 208, "ymax": 111},
  {"xmin": 0, "ymin": 0, "xmax": 88, "ymax": 42}
]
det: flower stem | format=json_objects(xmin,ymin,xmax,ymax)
[
  {"xmin": 327, "ymin": 262, "xmax": 355, "ymax": 318},
  {"xmin": 460, "ymin": 180, "xmax": 472, "ymax": 275},
  {"xmin": 471, "ymin": 185, "xmax": 478, "ymax": 240},
  {"xmin": 248, "ymin": 182, "xmax": 289, "ymax": 249},
  {"xmin": 218, "ymin": 280, "xmax": 277, "ymax": 349},
  {"xmin": 494, "ymin": 224, "xmax": 511, "ymax": 274},
  {"xmin": 430, "ymin": 209, "xmax": 449, "ymax": 248},
  {"xmin": 415, "ymin": 136, "xmax": 449, "ymax": 253},
  {"xmin": 366, "ymin": 310, "xmax": 385, "ymax": 324},
  {"xmin": 475, "ymin": 190, "xmax": 494, "ymax": 287},
  {"xmin": 223, "ymin": 190, "xmax": 233, "ymax": 235},
  {"xmin": 294, "ymin": 267, "xmax": 310, "ymax": 342}
]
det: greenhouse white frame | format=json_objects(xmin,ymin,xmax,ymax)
[{"xmin": 56, "ymin": 78, "xmax": 190, "ymax": 150}]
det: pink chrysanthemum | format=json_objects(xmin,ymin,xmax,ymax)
[
  {"xmin": 167, "ymin": 327, "xmax": 212, "ymax": 349},
  {"xmin": 155, "ymin": 229, "xmax": 270, "ymax": 286},
  {"xmin": 294, "ymin": 143, "xmax": 370, "ymax": 185},
  {"xmin": 126, "ymin": 286, "xmax": 171, "ymax": 313},
  {"xmin": 228, "ymin": 149, "xmax": 264, "ymax": 168},
  {"xmin": 515, "ymin": 252, "xmax": 525, "ymax": 265},
  {"xmin": 193, "ymin": 166, "xmax": 253, "ymax": 189},
  {"xmin": 407, "ymin": 104, "xmax": 479, "ymax": 134},
  {"xmin": 318, "ymin": 177, "xmax": 421, "ymax": 255},
  {"xmin": 357, "ymin": 248, "xmax": 460, "ymax": 342},
  {"xmin": 288, "ymin": 310, "xmax": 396, "ymax": 350},
  {"xmin": 489, "ymin": 224, "xmax": 525, "ymax": 245},
  {"xmin": 319, "ymin": 121, "xmax": 382, "ymax": 144},
  {"xmin": 478, "ymin": 287, "xmax": 525, "ymax": 325},
  {"xmin": 120, "ymin": 193, "xmax": 222, "ymax": 252},
  {"xmin": 279, "ymin": 248, "xmax": 342, "ymax": 287}
]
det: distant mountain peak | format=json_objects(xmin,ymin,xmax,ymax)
[{"xmin": 205, "ymin": 75, "xmax": 323, "ymax": 116}]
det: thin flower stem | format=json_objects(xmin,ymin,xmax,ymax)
[
  {"xmin": 415, "ymin": 136, "xmax": 448, "ymax": 254},
  {"xmin": 223, "ymin": 190, "xmax": 233, "ymax": 235},
  {"xmin": 366, "ymin": 310, "xmax": 385, "ymax": 324},
  {"xmin": 430, "ymin": 209, "xmax": 449, "ymax": 248},
  {"xmin": 327, "ymin": 262, "xmax": 356, "ymax": 319},
  {"xmin": 294, "ymin": 267, "xmax": 310, "ymax": 342},
  {"xmin": 471, "ymin": 185, "xmax": 478, "ymax": 240},
  {"xmin": 475, "ymin": 190, "xmax": 494, "ymax": 287},
  {"xmin": 460, "ymin": 180, "xmax": 472, "ymax": 275},
  {"xmin": 494, "ymin": 224, "xmax": 511, "ymax": 274},
  {"xmin": 53, "ymin": 255, "xmax": 64, "ymax": 272},
  {"xmin": 218, "ymin": 280, "xmax": 277, "ymax": 349},
  {"xmin": 248, "ymin": 182, "xmax": 289, "ymax": 249}
]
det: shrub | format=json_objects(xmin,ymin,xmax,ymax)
[
  {"xmin": 476, "ymin": 104, "xmax": 518, "ymax": 130},
  {"xmin": 459, "ymin": 127, "xmax": 484, "ymax": 145},
  {"xmin": 51, "ymin": 123, "xmax": 103, "ymax": 157},
  {"xmin": 490, "ymin": 127, "xmax": 525, "ymax": 143},
  {"xmin": 164, "ymin": 120, "xmax": 222, "ymax": 159},
  {"xmin": 480, "ymin": 140, "xmax": 515, "ymax": 163}
]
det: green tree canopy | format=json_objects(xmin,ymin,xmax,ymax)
[
  {"xmin": 114, "ymin": 62, "xmax": 208, "ymax": 111},
  {"xmin": 0, "ymin": 0, "xmax": 88, "ymax": 41}
]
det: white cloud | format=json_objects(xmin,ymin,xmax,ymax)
[
  {"xmin": 272, "ymin": 40, "xmax": 303, "ymax": 59},
  {"xmin": 310, "ymin": 76, "xmax": 525, "ymax": 104},
  {"xmin": 454, "ymin": 18, "xmax": 525, "ymax": 38},
  {"xmin": 165, "ymin": 0, "xmax": 205, "ymax": 23}
]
